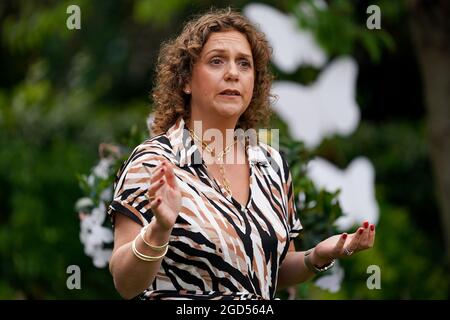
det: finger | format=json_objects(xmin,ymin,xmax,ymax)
[
  {"xmin": 164, "ymin": 161, "xmax": 178, "ymax": 188},
  {"xmin": 147, "ymin": 177, "xmax": 165, "ymax": 197},
  {"xmin": 143, "ymin": 160, "xmax": 165, "ymax": 180},
  {"xmin": 149, "ymin": 163, "xmax": 167, "ymax": 184},
  {"xmin": 367, "ymin": 224, "xmax": 376, "ymax": 248},
  {"xmin": 150, "ymin": 196, "xmax": 162, "ymax": 212},
  {"xmin": 361, "ymin": 221, "xmax": 371, "ymax": 247},
  {"xmin": 347, "ymin": 227, "xmax": 364, "ymax": 251},
  {"xmin": 334, "ymin": 233, "xmax": 348, "ymax": 256}
]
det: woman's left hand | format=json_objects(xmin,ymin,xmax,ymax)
[{"xmin": 312, "ymin": 221, "xmax": 376, "ymax": 265}]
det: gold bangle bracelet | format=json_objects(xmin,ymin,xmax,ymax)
[
  {"xmin": 132, "ymin": 236, "xmax": 168, "ymax": 262},
  {"xmin": 140, "ymin": 224, "xmax": 169, "ymax": 252},
  {"xmin": 304, "ymin": 249, "xmax": 335, "ymax": 274}
]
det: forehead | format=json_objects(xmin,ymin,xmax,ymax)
[{"xmin": 202, "ymin": 30, "xmax": 252, "ymax": 56}]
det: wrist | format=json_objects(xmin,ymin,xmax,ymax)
[
  {"xmin": 144, "ymin": 220, "xmax": 172, "ymax": 246},
  {"xmin": 310, "ymin": 248, "xmax": 334, "ymax": 267},
  {"xmin": 304, "ymin": 248, "xmax": 335, "ymax": 274},
  {"xmin": 151, "ymin": 216, "xmax": 174, "ymax": 232}
]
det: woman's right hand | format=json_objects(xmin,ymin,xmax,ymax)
[{"xmin": 145, "ymin": 159, "xmax": 182, "ymax": 232}]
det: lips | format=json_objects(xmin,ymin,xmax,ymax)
[{"xmin": 219, "ymin": 89, "xmax": 241, "ymax": 96}]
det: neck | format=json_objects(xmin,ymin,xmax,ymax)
[
  {"xmin": 187, "ymin": 114, "xmax": 246, "ymax": 165},
  {"xmin": 188, "ymin": 109, "xmax": 239, "ymax": 146}
]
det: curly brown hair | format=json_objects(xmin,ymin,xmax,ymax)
[{"xmin": 150, "ymin": 7, "xmax": 274, "ymax": 135}]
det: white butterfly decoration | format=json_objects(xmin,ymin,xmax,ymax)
[
  {"xmin": 271, "ymin": 57, "xmax": 360, "ymax": 149},
  {"xmin": 243, "ymin": 3, "xmax": 327, "ymax": 72},
  {"xmin": 244, "ymin": 3, "xmax": 360, "ymax": 149},
  {"xmin": 307, "ymin": 157, "xmax": 379, "ymax": 231},
  {"xmin": 314, "ymin": 260, "xmax": 345, "ymax": 293}
]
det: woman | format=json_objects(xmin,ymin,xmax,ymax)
[{"xmin": 108, "ymin": 8, "xmax": 375, "ymax": 300}]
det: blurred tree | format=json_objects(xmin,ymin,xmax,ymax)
[{"xmin": 409, "ymin": 0, "xmax": 450, "ymax": 265}]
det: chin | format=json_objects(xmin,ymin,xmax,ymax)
[{"xmin": 214, "ymin": 103, "xmax": 245, "ymax": 118}]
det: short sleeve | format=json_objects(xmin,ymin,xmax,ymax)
[
  {"xmin": 107, "ymin": 142, "xmax": 167, "ymax": 228},
  {"xmin": 280, "ymin": 151, "xmax": 303, "ymax": 240}
]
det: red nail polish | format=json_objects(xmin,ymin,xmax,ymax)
[
  {"xmin": 160, "ymin": 179, "xmax": 164, "ymax": 184},
  {"xmin": 370, "ymin": 225, "xmax": 375, "ymax": 231},
  {"xmin": 358, "ymin": 228, "xmax": 364, "ymax": 235},
  {"xmin": 157, "ymin": 198, "xmax": 161, "ymax": 203},
  {"xmin": 342, "ymin": 233, "xmax": 347, "ymax": 239},
  {"xmin": 363, "ymin": 221, "xmax": 369, "ymax": 228}
]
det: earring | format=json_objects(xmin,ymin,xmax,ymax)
[{"xmin": 184, "ymin": 89, "xmax": 191, "ymax": 94}]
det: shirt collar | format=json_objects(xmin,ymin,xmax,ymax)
[{"xmin": 166, "ymin": 117, "xmax": 269, "ymax": 168}]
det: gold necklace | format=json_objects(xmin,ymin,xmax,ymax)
[{"xmin": 189, "ymin": 129, "xmax": 237, "ymax": 196}]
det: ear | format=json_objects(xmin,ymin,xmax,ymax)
[{"xmin": 183, "ymin": 84, "xmax": 191, "ymax": 94}]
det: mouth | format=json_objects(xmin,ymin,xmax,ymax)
[{"xmin": 219, "ymin": 89, "xmax": 241, "ymax": 97}]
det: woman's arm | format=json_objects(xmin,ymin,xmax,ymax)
[
  {"xmin": 109, "ymin": 159, "xmax": 182, "ymax": 299},
  {"xmin": 109, "ymin": 214, "xmax": 171, "ymax": 299},
  {"xmin": 277, "ymin": 221, "xmax": 376, "ymax": 290},
  {"xmin": 277, "ymin": 242, "xmax": 331, "ymax": 290}
]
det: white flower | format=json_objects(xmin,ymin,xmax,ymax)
[
  {"xmin": 90, "ymin": 202, "xmax": 106, "ymax": 224},
  {"xmin": 75, "ymin": 197, "xmax": 94, "ymax": 212},
  {"xmin": 79, "ymin": 202, "xmax": 113, "ymax": 268},
  {"xmin": 87, "ymin": 174, "xmax": 95, "ymax": 187},
  {"xmin": 100, "ymin": 188, "xmax": 112, "ymax": 202},
  {"xmin": 147, "ymin": 113, "xmax": 154, "ymax": 136},
  {"xmin": 93, "ymin": 158, "xmax": 113, "ymax": 179}
]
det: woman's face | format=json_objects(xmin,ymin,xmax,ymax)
[{"xmin": 186, "ymin": 30, "xmax": 255, "ymax": 123}]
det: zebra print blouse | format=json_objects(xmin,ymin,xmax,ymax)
[{"xmin": 108, "ymin": 117, "xmax": 302, "ymax": 300}]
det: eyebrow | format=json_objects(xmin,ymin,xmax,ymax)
[{"xmin": 204, "ymin": 49, "xmax": 252, "ymax": 60}]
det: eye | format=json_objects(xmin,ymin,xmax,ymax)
[
  {"xmin": 209, "ymin": 57, "xmax": 223, "ymax": 65},
  {"xmin": 239, "ymin": 60, "xmax": 252, "ymax": 69}
]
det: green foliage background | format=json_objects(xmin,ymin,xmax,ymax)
[{"xmin": 0, "ymin": 0, "xmax": 448, "ymax": 299}]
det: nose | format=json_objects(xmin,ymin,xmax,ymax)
[{"xmin": 224, "ymin": 62, "xmax": 239, "ymax": 81}]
